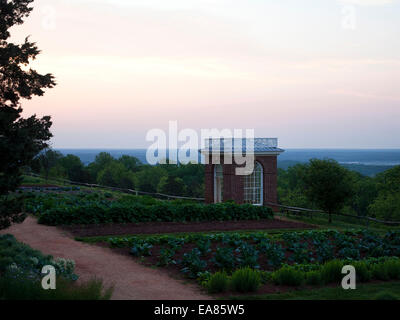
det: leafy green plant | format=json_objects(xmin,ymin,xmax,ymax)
[
  {"xmin": 315, "ymin": 241, "xmax": 335, "ymax": 263},
  {"xmin": 130, "ymin": 242, "xmax": 152, "ymax": 257},
  {"xmin": 196, "ymin": 239, "xmax": 211, "ymax": 256},
  {"xmin": 288, "ymin": 242, "xmax": 314, "ymax": 264},
  {"xmin": 212, "ymin": 247, "xmax": 236, "ymax": 270},
  {"xmin": 157, "ymin": 247, "xmax": 176, "ymax": 266},
  {"xmin": 180, "ymin": 248, "xmax": 207, "ymax": 278},
  {"xmin": 258, "ymin": 239, "xmax": 285, "ymax": 268},
  {"xmin": 337, "ymin": 247, "xmax": 361, "ymax": 260},
  {"xmin": 235, "ymin": 243, "xmax": 259, "ymax": 269}
]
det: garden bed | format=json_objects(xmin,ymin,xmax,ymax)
[
  {"xmin": 100, "ymin": 229, "xmax": 400, "ymax": 274},
  {"xmin": 62, "ymin": 218, "xmax": 315, "ymax": 237},
  {"xmin": 90, "ymin": 229, "xmax": 400, "ymax": 298}
]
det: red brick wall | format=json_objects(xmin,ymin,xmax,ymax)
[
  {"xmin": 255, "ymin": 155, "xmax": 278, "ymax": 205},
  {"xmin": 204, "ymin": 154, "xmax": 278, "ymax": 207}
]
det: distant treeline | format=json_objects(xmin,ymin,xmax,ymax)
[
  {"xmin": 31, "ymin": 150, "xmax": 204, "ymax": 198},
  {"xmin": 31, "ymin": 149, "xmax": 400, "ymax": 221},
  {"xmin": 278, "ymin": 160, "xmax": 394, "ymax": 177}
]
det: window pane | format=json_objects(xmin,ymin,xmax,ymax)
[{"xmin": 243, "ymin": 162, "xmax": 263, "ymax": 205}]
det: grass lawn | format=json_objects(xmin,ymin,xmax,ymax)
[{"xmin": 229, "ymin": 282, "xmax": 400, "ymax": 300}]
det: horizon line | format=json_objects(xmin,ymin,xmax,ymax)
[{"xmin": 52, "ymin": 147, "xmax": 400, "ymax": 150}]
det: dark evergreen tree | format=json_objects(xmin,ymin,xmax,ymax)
[{"xmin": 0, "ymin": 0, "xmax": 55, "ymax": 229}]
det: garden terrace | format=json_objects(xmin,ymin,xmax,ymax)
[
  {"xmin": 80, "ymin": 228, "xmax": 400, "ymax": 297},
  {"xmin": 24, "ymin": 192, "xmax": 274, "ymax": 225},
  {"xmin": 90, "ymin": 229, "xmax": 400, "ymax": 277}
]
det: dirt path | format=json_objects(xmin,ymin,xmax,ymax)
[{"xmin": 0, "ymin": 216, "xmax": 209, "ymax": 300}]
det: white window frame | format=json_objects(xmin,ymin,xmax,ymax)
[
  {"xmin": 214, "ymin": 164, "xmax": 223, "ymax": 203},
  {"xmin": 243, "ymin": 161, "xmax": 263, "ymax": 206}
]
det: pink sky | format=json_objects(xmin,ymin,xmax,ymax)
[{"xmin": 10, "ymin": 0, "xmax": 400, "ymax": 148}]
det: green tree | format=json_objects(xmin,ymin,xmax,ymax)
[
  {"xmin": 350, "ymin": 172, "xmax": 378, "ymax": 216},
  {"xmin": 172, "ymin": 163, "xmax": 204, "ymax": 197},
  {"xmin": 33, "ymin": 149, "xmax": 63, "ymax": 180},
  {"xmin": 97, "ymin": 162, "xmax": 136, "ymax": 189},
  {"xmin": 277, "ymin": 164, "xmax": 315, "ymax": 209},
  {"xmin": 368, "ymin": 193, "xmax": 400, "ymax": 221},
  {"xmin": 118, "ymin": 155, "xmax": 141, "ymax": 172},
  {"xmin": 0, "ymin": 0, "xmax": 55, "ymax": 229},
  {"xmin": 375, "ymin": 165, "xmax": 400, "ymax": 195},
  {"xmin": 157, "ymin": 176, "xmax": 186, "ymax": 196},
  {"xmin": 58, "ymin": 155, "xmax": 87, "ymax": 182},
  {"xmin": 136, "ymin": 166, "xmax": 167, "ymax": 193},
  {"xmin": 302, "ymin": 159, "xmax": 354, "ymax": 223},
  {"xmin": 86, "ymin": 152, "xmax": 115, "ymax": 182},
  {"xmin": 368, "ymin": 165, "xmax": 400, "ymax": 221}
]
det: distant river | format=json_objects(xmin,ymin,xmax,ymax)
[{"xmin": 56, "ymin": 148, "xmax": 400, "ymax": 167}]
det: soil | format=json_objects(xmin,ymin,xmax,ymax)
[{"xmin": 61, "ymin": 218, "xmax": 316, "ymax": 237}]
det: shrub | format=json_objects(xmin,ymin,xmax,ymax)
[
  {"xmin": 383, "ymin": 258, "xmax": 400, "ymax": 280},
  {"xmin": 205, "ymin": 271, "xmax": 229, "ymax": 293},
  {"xmin": 0, "ymin": 234, "xmax": 78, "ymax": 281},
  {"xmin": 320, "ymin": 260, "xmax": 344, "ymax": 284},
  {"xmin": 352, "ymin": 261, "xmax": 371, "ymax": 282},
  {"xmin": 0, "ymin": 234, "xmax": 112, "ymax": 300},
  {"xmin": 271, "ymin": 266, "xmax": 304, "ymax": 286},
  {"xmin": 230, "ymin": 267, "xmax": 261, "ymax": 293},
  {"xmin": 305, "ymin": 270, "xmax": 323, "ymax": 285},
  {"xmin": 371, "ymin": 263, "xmax": 390, "ymax": 281}
]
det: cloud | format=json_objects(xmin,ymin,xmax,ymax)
[{"xmin": 338, "ymin": 0, "xmax": 398, "ymax": 6}]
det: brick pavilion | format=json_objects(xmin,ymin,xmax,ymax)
[{"xmin": 201, "ymin": 138, "xmax": 284, "ymax": 207}]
